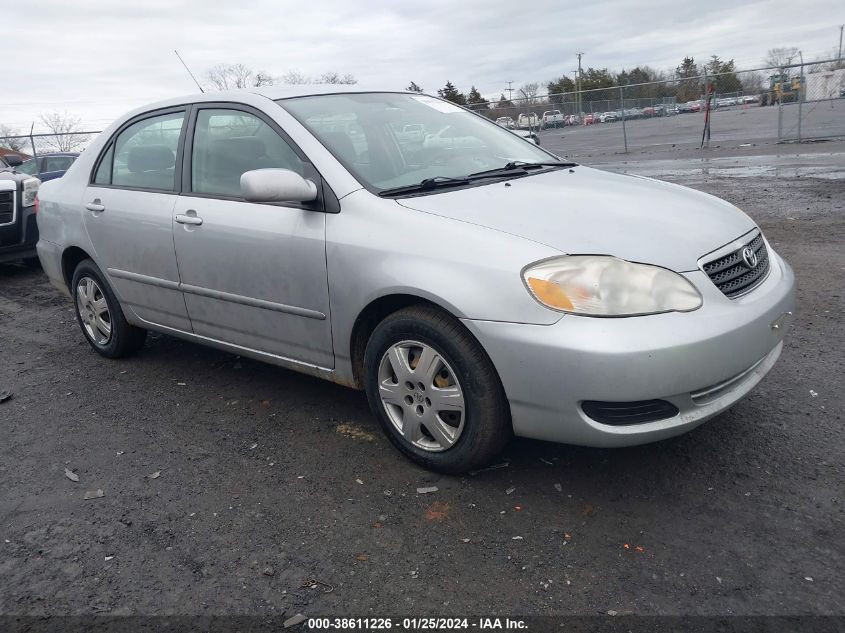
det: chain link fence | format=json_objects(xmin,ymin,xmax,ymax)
[
  {"xmin": 477, "ymin": 59, "xmax": 845, "ymax": 155},
  {"xmin": 0, "ymin": 130, "xmax": 99, "ymax": 168},
  {"xmin": 2, "ymin": 59, "xmax": 843, "ymax": 167}
]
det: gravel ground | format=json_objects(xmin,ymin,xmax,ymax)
[{"xmin": 0, "ymin": 166, "xmax": 843, "ymax": 619}]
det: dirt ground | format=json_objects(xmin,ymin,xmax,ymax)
[{"xmin": 0, "ymin": 162, "xmax": 843, "ymax": 619}]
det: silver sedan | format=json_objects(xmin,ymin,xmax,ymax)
[{"xmin": 36, "ymin": 86, "xmax": 795, "ymax": 473}]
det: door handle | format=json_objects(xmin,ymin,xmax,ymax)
[
  {"xmin": 175, "ymin": 213, "xmax": 203, "ymax": 226},
  {"xmin": 85, "ymin": 200, "xmax": 105, "ymax": 212}
]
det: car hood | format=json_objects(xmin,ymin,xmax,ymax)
[{"xmin": 395, "ymin": 166, "xmax": 756, "ymax": 271}]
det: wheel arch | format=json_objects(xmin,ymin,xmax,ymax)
[
  {"xmin": 349, "ymin": 293, "xmax": 458, "ymax": 389},
  {"xmin": 61, "ymin": 245, "xmax": 93, "ymax": 288}
]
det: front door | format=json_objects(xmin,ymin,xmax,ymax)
[
  {"xmin": 83, "ymin": 109, "xmax": 191, "ymax": 331},
  {"xmin": 172, "ymin": 106, "xmax": 333, "ymax": 368}
]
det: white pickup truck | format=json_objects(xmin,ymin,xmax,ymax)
[{"xmin": 541, "ymin": 110, "xmax": 564, "ymax": 129}]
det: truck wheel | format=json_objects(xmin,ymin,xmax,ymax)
[
  {"xmin": 71, "ymin": 259, "xmax": 146, "ymax": 359},
  {"xmin": 363, "ymin": 305, "xmax": 512, "ymax": 474}
]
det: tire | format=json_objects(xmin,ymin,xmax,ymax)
[
  {"xmin": 71, "ymin": 258, "xmax": 146, "ymax": 359},
  {"xmin": 363, "ymin": 305, "xmax": 511, "ymax": 474}
]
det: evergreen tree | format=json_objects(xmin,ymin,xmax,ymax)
[
  {"xmin": 437, "ymin": 81, "xmax": 467, "ymax": 105},
  {"xmin": 705, "ymin": 56, "xmax": 743, "ymax": 94},
  {"xmin": 675, "ymin": 57, "xmax": 701, "ymax": 101},
  {"xmin": 406, "ymin": 81, "xmax": 424, "ymax": 93},
  {"xmin": 466, "ymin": 86, "xmax": 487, "ymax": 110}
]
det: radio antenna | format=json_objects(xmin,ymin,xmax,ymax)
[{"xmin": 174, "ymin": 50, "xmax": 204, "ymax": 93}]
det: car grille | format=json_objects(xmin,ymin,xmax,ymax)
[
  {"xmin": 702, "ymin": 232, "xmax": 770, "ymax": 298},
  {"xmin": 0, "ymin": 190, "xmax": 14, "ymax": 225}
]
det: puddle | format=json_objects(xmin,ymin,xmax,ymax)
[{"xmin": 591, "ymin": 153, "xmax": 845, "ymax": 181}]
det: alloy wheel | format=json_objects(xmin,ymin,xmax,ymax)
[
  {"xmin": 76, "ymin": 277, "xmax": 112, "ymax": 346},
  {"xmin": 377, "ymin": 340, "xmax": 466, "ymax": 452}
]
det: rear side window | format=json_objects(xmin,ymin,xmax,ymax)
[
  {"xmin": 93, "ymin": 144, "xmax": 113, "ymax": 184},
  {"xmin": 44, "ymin": 155, "xmax": 75, "ymax": 172},
  {"xmin": 191, "ymin": 109, "xmax": 304, "ymax": 197},
  {"xmin": 109, "ymin": 112, "xmax": 185, "ymax": 190}
]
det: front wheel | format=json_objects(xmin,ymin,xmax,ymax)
[
  {"xmin": 363, "ymin": 305, "xmax": 511, "ymax": 474},
  {"xmin": 71, "ymin": 259, "xmax": 146, "ymax": 358}
]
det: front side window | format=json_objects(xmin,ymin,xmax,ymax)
[
  {"xmin": 191, "ymin": 109, "xmax": 305, "ymax": 197},
  {"xmin": 16, "ymin": 159, "xmax": 38, "ymax": 175},
  {"xmin": 111, "ymin": 112, "xmax": 185, "ymax": 190},
  {"xmin": 279, "ymin": 93, "xmax": 554, "ymax": 193}
]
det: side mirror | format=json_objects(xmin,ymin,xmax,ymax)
[
  {"xmin": 240, "ymin": 168, "xmax": 318, "ymax": 204},
  {"xmin": 5, "ymin": 154, "xmax": 23, "ymax": 167}
]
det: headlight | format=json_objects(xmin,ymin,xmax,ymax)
[
  {"xmin": 522, "ymin": 255, "xmax": 702, "ymax": 316},
  {"xmin": 22, "ymin": 178, "xmax": 40, "ymax": 207}
]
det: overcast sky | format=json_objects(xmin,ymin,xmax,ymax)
[{"xmin": 3, "ymin": 0, "xmax": 842, "ymax": 133}]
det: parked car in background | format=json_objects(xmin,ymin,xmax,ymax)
[
  {"xmin": 14, "ymin": 152, "xmax": 79, "ymax": 182},
  {"xmin": 0, "ymin": 153, "xmax": 41, "ymax": 265},
  {"xmin": 541, "ymin": 110, "xmax": 564, "ymax": 129},
  {"xmin": 599, "ymin": 111, "xmax": 619, "ymax": 123},
  {"xmin": 517, "ymin": 112, "xmax": 539, "ymax": 129},
  {"xmin": 511, "ymin": 129, "xmax": 541, "ymax": 145},
  {"xmin": 679, "ymin": 101, "xmax": 702, "ymax": 113},
  {"xmin": 495, "ymin": 116, "xmax": 516, "ymax": 129},
  {"xmin": 642, "ymin": 106, "xmax": 656, "ymax": 117},
  {"xmin": 398, "ymin": 124, "xmax": 425, "ymax": 143},
  {"xmin": 423, "ymin": 125, "xmax": 484, "ymax": 150},
  {"xmin": 36, "ymin": 86, "xmax": 795, "ymax": 473},
  {"xmin": 582, "ymin": 113, "xmax": 595, "ymax": 125}
]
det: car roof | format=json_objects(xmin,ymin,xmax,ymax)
[{"xmin": 113, "ymin": 85, "xmax": 428, "ymax": 126}]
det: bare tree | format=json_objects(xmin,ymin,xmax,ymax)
[
  {"xmin": 206, "ymin": 63, "xmax": 276, "ymax": 90},
  {"xmin": 765, "ymin": 47, "xmax": 799, "ymax": 75},
  {"xmin": 0, "ymin": 124, "xmax": 27, "ymax": 152},
  {"xmin": 518, "ymin": 82, "xmax": 541, "ymax": 106},
  {"xmin": 281, "ymin": 70, "xmax": 358, "ymax": 85},
  {"xmin": 319, "ymin": 72, "xmax": 357, "ymax": 85},
  {"xmin": 742, "ymin": 71, "xmax": 766, "ymax": 94},
  {"xmin": 39, "ymin": 112, "xmax": 89, "ymax": 152},
  {"xmin": 253, "ymin": 71, "xmax": 276, "ymax": 87},
  {"xmin": 282, "ymin": 69, "xmax": 311, "ymax": 85}
]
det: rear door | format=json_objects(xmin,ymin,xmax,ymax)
[
  {"xmin": 171, "ymin": 104, "xmax": 333, "ymax": 368},
  {"xmin": 83, "ymin": 108, "xmax": 191, "ymax": 331}
]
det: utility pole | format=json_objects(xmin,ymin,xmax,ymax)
[
  {"xmin": 570, "ymin": 71, "xmax": 578, "ymax": 116},
  {"xmin": 576, "ymin": 53, "xmax": 584, "ymax": 114},
  {"xmin": 504, "ymin": 81, "xmax": 514, "ymax": 102},
  {"xmin": 838, "ymin": 25, "xmax": 843, "ymax": 68}
]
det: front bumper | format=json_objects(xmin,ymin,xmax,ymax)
[{"xmin": 462, "ymin": 250, "xmax": 795, "ymax": 447}]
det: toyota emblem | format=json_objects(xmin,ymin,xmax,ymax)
[{"xmin": 742, "ymin": 246, "xmax": 758, "ymax": 269}]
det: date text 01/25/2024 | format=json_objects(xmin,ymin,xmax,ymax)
[{"xmin": 307, "ymin": 617, "xmax": 528, "ymax": 630}]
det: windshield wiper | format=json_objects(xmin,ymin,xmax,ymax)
[
  {"xmin": 466, "ymin": 160, "xmax": 577, "ymax": 180},
  {"xmin": 378, "ymin": 176, "xmax": 471, "ymax": 197}
]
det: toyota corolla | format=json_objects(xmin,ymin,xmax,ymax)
[{"xmin": 36, "ymin": 86, "xmax": 795, "ymax": 473}]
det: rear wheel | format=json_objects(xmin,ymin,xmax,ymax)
[
  {"xmin": 363, "ymin": 305, "xmax": 511, "ymax": 474},
  {"xmin": 71, "ymin": 259, "xmax": 146, "ymax": 358}
]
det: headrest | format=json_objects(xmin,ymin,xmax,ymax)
[
  {"xmin": 319, "ymin": 131, "xmax": 357, "ymax": 163},
  {"xmin": 211, "ymin": 136, "xmax": 266, "ymax": 160},
  {"xmin": 127, "ymin": 145, "xmax": 175, "ymax": 173}
]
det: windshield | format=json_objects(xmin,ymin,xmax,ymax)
[{"xmin": 278, "ymin": 92, "xmax": 556, "ymax": 192}]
